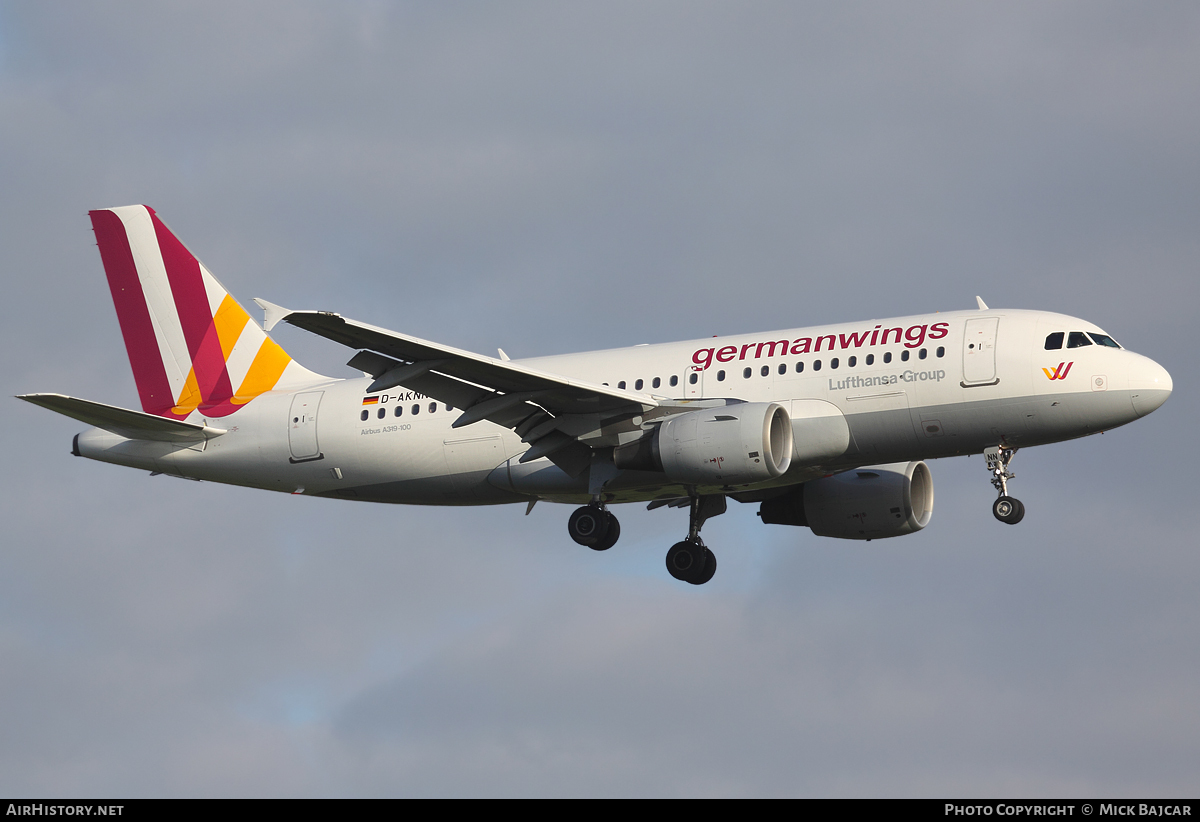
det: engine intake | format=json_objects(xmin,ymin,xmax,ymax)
[{"xmin": 615, "ymin": 402, "xmax": 793, "ymax": 486}]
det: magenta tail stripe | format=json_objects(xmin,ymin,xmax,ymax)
[
  {"xmin": 89, "ymin": 210, "xmax": 179, "ymax": 417},
  {"xmin": 150, "ymin": 211, "xmax": 235, "ymax": 406}
]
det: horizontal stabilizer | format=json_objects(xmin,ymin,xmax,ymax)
[{"xmin": 17, "ymin": 393, "xmax": 226, "ymax": 443}]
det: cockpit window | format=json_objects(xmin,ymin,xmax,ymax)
[
  {"xmin": 1044, "ymin": 332, "xmax": 1064, "ymax": 350},
  {"xmin": 1067, "ymin": 331, "xmax": 1093, "ymax": 348},
  {"xmin": 1087, "ymin": 332, "xmax": 1121, "ymax": 349}
]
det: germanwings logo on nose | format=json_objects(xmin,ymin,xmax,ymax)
[{"xmin": 1043, "ymin": 362, "xmax": 1074, "ymax": 380}]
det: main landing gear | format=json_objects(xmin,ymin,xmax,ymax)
[
  {"xmin": 566, "ymin": 493, "xmax": 725, "ymax": 585},
  {"xmin": 985, "ymin": 444, "xmax": 1025, "ymax": 525},
  {"xmin": 665, "ymin": 495, "xmax": 725, "ymax": 586},
  {"xmin": 567, "ymin": 502, "xmax": 621, "ymax": 551}
]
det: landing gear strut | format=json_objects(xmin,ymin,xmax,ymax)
[
  {"xmin": 985, "ymin": 444, "xmax": 1025, "ymax": 525},
  {"xmin": 666, "ymin": 495, "xmax": 724, "ymax": 585},
  {"xmin": 567, "ymin": 502, "xmax": 620, "ymax": 551}
]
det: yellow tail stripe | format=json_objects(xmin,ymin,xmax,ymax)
[
  {"xmin": 231, "ymin": 338, "xmax": 292, "ymax": 404},
  {"xmin": 213, "ymin": 294, "xmax": 251, "ymax": 360},
  {"xmin": 172, "ymin": 368, "xmax": 203, "ymax": 416}
]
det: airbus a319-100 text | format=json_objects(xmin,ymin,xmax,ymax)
[{"xmin": 20, "ymin": 206, "xmax": 1173, "ymax": 584}]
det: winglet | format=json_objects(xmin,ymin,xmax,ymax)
[
  {"xmin": 253, "ymin": 298, "xmax": 292, "ymax": 332},
  {"xmin": 976, "ymin": 296, "xmax": 989, "ymax": 310}
]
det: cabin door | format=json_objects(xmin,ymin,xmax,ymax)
[
  {"xmin": 962, "ymin": 318, "xmax": 1000, "ymax": 385},
  {"xmin": 288, "ymin": 391, "xmax": 324, "ymax": 462}
]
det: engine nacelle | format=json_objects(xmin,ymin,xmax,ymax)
[
  {"xmin": 758, "ymin": 460, "xmax": 934, "ymax": 540},
  {"xmin": 616, "ymin": 402, "xmax": 793, "ymax": 486}
]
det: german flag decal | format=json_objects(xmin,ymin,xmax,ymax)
[{"xmin": 362, "ymin": 396, "xmax": 380, "ymax": 405}]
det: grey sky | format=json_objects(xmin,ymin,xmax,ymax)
[{"xmin": 2, "ymin": 1, "xmax": 1197, "ymax": 796}]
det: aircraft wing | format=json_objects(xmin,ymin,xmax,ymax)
[
  {"xmin": 256, "ymin": 301, "xmax": 661, "ymax": 475},
  {"xmin": 17, "ymin": 394, "xmax": 226, "ymax": 442}
]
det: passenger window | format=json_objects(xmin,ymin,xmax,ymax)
[
  {"xmin": 360, "ymin": 410, "xmax": 368, "ymax": 421},
  {"xmin": 1044, "ymin": 332, "xmax": 1064, "ymax": 350},
  {"xmin": 412, "ymin": 404, "xmax": 420, "ymax": 415},
  {"xmin": 394, "ymin": 406, "xmax": 403, "ymax": 417},
  {"xmin": 717, "ymin": 370, "xmax": 726, "ymax": 381},
  {"xmin": 652, "ymin": 377, "xmax": 661, "ymax": 389},
  {"xmin": 936, "ymin": 347, "xmax": 945, "ymax": 358},
  {"xmin": 672, "ymin": 375, "xmax": 680, "ymax": 387},
  {"xmin": 743, "ymin": 367, "xmax": 751, "ymax": 379},
  {"xmin": 635, "ymin": 379, "xmax": 643, "ymax": 390},
  {"xmin": 795, "ymin": 361, "xmax": 804, "ymax": 373},
  {"xmin": 848, "ymin": 356, "xmax": 857, "ymax": 367},
  {"xmin": 688, "ymin": 373, "xmax": 697, "ymax": 385},
  {"xmin": 813, "ymin": 360, "xmax": 822, "ymax": 372},
  {"xmin": 778, "ymin": 363, "xmax": 787, "ymax": 375},
  {"xmin": 901, "ymin": 350, "xmax": 910, "ymax": 362},
  {"xmin": 429, "ymin": 402, "xmax": 437, "ymax": 413},
  {"xmin": 866, "ymin": 354, "xmax": 874, "ymax": 365},
  {"xmin": 1067, "ymin": 332, "xmax": 1093, "ymax": 348},
  {"xmin": 830, "ymin": 358, "xmax": 839, "ymax": 369},
  {"xmin": 884, "ymin": 352, "xmax": 892, "ymax": 364},
  {"xmin": 919, "ymin": 349, "xmax": 927, "ymax": 360},
  {"xmin": 618, "ymin": 381, "xmax": 626, "ymax": 389},
  {"xmin": 446, "ymin": 404, "xmax": 453, "ymax": 411},
  {"xmin": 1088, "ymin": 333, "xmax": 1121, "ymax": 348},
  {"xmin": 760, "ymin": 365, "xmax": 769, "ymax": 377}
]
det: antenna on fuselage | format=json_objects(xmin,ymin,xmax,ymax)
[{"xmin": 975, "ymin": 296, "xmax": 990, "ymax": 310}]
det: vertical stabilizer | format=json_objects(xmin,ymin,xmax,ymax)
[{"xmin": 89, "ymin": 205, "xmax": 323, "ymax": 419}]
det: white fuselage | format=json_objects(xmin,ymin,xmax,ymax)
[{"xmin": 74, "ymin": 307, "xmax": 1173, "ymax": 507}]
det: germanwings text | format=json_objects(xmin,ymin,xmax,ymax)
[{"xmin": 691, "ymin": 322, "xmax": 951, "ymax": 370}]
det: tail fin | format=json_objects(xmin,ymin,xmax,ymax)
[{"xmin": 89, "ymin": 205, "xmax": 322, "ymax": 419}]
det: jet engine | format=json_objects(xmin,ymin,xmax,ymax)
[
  {"xmin": 615, "ymin": 402, "xmax": 793, "ymax": 486},
  {"xmin": 758, "ymin": 460, "xmax": 934, "ymax": 540}
]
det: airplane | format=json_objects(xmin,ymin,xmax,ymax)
[{"xmin": 19, "ymin": 205, "xmax": 1173, "ymax": 585}]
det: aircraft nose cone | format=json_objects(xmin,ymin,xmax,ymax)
[{"xmin": 1130, "ymin": 356, "xmax": 1172, "ymax": 417}]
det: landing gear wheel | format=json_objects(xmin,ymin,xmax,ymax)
[
  {"xmin": 1011, "ymin": 498, "xmax": 1025, "ymax": 524},
  {"xmin": 591, "ymin": 514, "xmax": 620, "ymax": 551},
  {"xmin": 993, "ymin": 495, "xmax": 1025, "ymax": 525},
  {"xmin": 666, "ymin": 539, "xmax": 702, "ymax": 581},
  {"xmin": 666, "ymin": 539, "xmax": 714, "ymax": 585},
  {"xmin": 691, "ymin": 549, "xmax": 716, "ymax": 586},
  {"xmin": 985, "ymin": 445, "xmax": 1024, "ymax": 525},
  {"xmin": 568, "ymin": 505, "xmax": 610, "ymax": 546}
]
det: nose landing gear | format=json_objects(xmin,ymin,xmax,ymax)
[{"xmin": 985, "ymin": 444, "xmax": 1025, "ymax": 525}]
